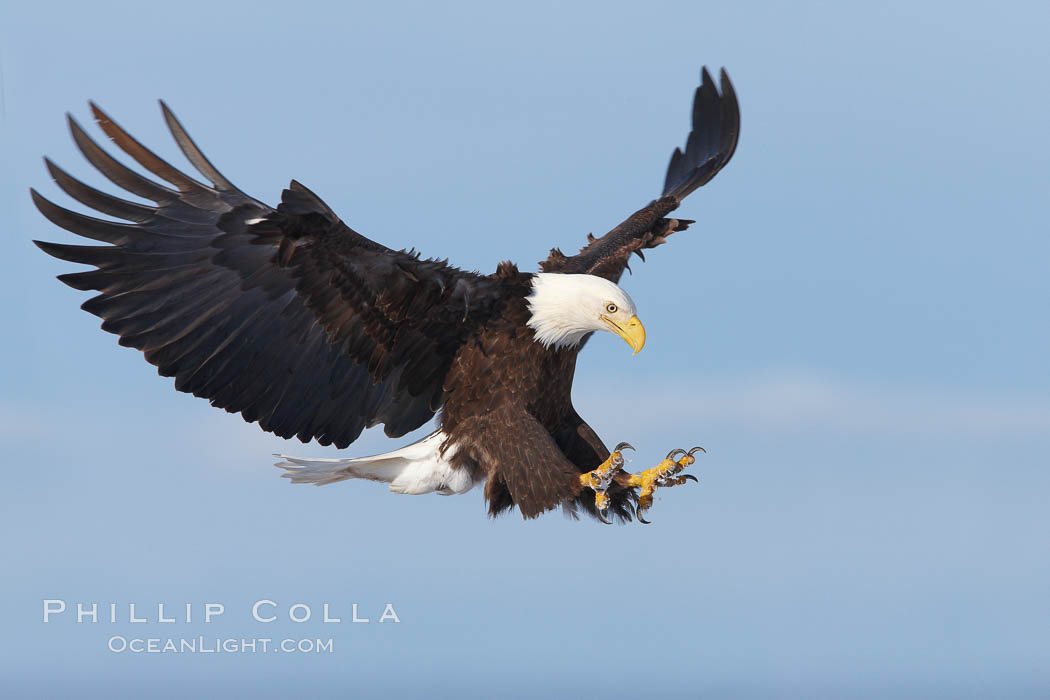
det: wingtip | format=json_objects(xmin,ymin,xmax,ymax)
[
  {"xmin": 660, "ymin": 63, "xmax": 741, "ymax": 200},
  {"xmin": 32, "ymin": 238, "xmax": 65, "ymax": 257},
  {"xmin": 699, "ymin": 66, "xmax": 735, "ymax": 96},
  {"xmin": 42, "ymin": 156, "xmax": 61, "ymax": 179},
  {"xmin": 29, "ymin": 187, "xmax": 48, "ymax": 209},
  {"xmin": 88, "ymin": 100, "xmax": 107, "ymax": 123},
  {"xmin": 41, "ymin": 157, "xmax": 74, "ymax": 190},
  {"xmin": 29, "ymin": 188, "xmax": 68, "ymax": 225},
  {"xmin": 719, "ymin": 67, "xmax": 736, "ymax": 97},
  {"xmin": 66, "ymin": 112, "xmax": 87, "ymax": 138},
  {"xmin": 157, "ymin": 99, "xmax": 239, "ymax": 193}
]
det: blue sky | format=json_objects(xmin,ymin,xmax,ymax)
[{"xmin": 2, "ymin": 0, "xmax": 1048, "ymax": 697}]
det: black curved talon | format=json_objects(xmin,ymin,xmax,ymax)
[
  {"xmin": 597, "ymin": 509, "xmax": 612, "ymax": 525},
  {"xmin": 614, "ymin": 442, "xmax": 635, "ymax": 453},
  {"xmin": 611, "ymin": 442, "xmax": 703, "ymax": 524}
]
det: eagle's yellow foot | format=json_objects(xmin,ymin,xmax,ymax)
[
  {"xmin": 628, "ymin": 447, "xmax": 704, "ymax": 524},
  {"xmin": 578, "ymin": 442, "xmax": 633, "ymax": 524}
]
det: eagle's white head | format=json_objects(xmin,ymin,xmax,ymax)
[{"xmin": 526, "ymin": 273, "xmax": 646, "ymax": 353}]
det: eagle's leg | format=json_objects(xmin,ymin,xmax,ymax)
[
  {"xmin": 621, "ymin": 447, "xmax": 705, "ymax": 524},
  {"xmin": 578, "ymin": 442, "xmax": 633, "ymax": 524},
  {"xmin": 578, "ymin": 444, "xmax": 703, "ymax": 523}
]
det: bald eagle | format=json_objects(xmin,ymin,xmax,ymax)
[{"xmin": 34, "ymin": 67, "xmax": 739, "ymax": 522}]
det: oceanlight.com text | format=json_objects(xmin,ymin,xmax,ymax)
[{"xmin": 107, "ymin": 636, "xmax": 334, "ymax": 654}]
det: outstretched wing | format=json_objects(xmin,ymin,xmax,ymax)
[
  {"xmin": 34, "ymin": 103, "xmax": 507, "ymax": 448},
  {"xmin": 541, "ymin": 67, "xmax": 739, "ymax": 282}
]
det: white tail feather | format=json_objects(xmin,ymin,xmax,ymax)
[{"xmin": 274, "ymin": 431, "xmax": 476, "ymax": 495}]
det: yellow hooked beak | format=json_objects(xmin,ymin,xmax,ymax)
[{"xmin": 603, "ymin": 314, "xmax": 646, "ymax": 354}]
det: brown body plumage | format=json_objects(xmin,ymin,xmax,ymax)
[{"xmin": 440, "ymin": 264, "xmax": 627, "ymax": 519}]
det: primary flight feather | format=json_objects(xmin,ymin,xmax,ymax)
[{"xmin": 34, "ymin": 67, "xmax": 740, "ymax": 522}]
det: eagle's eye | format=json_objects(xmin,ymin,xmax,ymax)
[{"xmin": 605, "ymin": 303, "xmax": 618, "ymax": 314}]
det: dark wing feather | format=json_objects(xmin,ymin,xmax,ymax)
[
  {"xmin": 542, "ymin": 67, "xmax": 740, "ymax": 282},
  {"xmin": 34, "ymin": 104, "xmax": 507, "ymax": 448}
]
